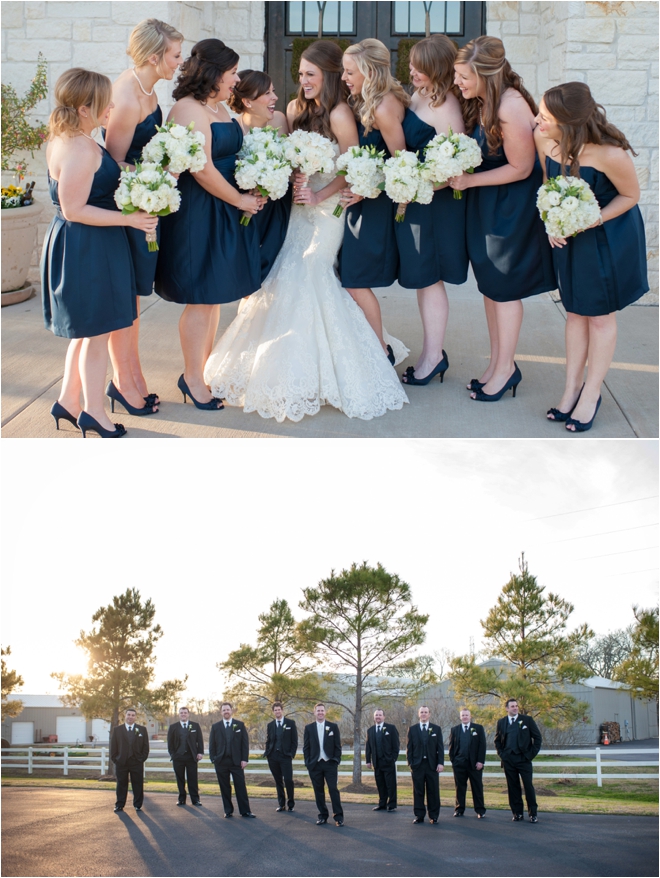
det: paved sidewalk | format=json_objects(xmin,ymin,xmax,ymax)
[{"xmin": 2, "ymin": 273, "xmax": 657, "ymax": 438}]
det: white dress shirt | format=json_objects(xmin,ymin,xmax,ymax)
[{"xmin": 316, "ymin": 720, "xmax": 329, "ymax": 761}]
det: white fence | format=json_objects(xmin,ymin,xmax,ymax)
[{"xmin": 2, "ymin": 748, "xmax": 657, "ymax": 788}]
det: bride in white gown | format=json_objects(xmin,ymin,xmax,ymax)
[{"xmin": 204, "ymin": 41, "xmax": 408, "ymax": 423}]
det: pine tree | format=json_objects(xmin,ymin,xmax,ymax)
[{"xmin": 1, "ymin": 646, "xmax": 24, "ymax": 719}]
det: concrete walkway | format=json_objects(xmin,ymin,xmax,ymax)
[{"xmin": 2, "ymin": 274, "xmax": 657, "ymax": 438}]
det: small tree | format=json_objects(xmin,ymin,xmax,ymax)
[
  {"xmin": 1, "ymin": 646, "xmax": 24, "ymax": 719},
  {"xmin": 450, "ymin": 554, "xmax": 592, "ymax": 727},
  {"xmin": 614, "ymin": 605, "xmax": 659, "ymax": 716},
  {"xmin": 1, "ymin": 54, "xmax": 48, "ymax": 180},
  {"xmin": 299, "ymin": 562, "xmax": 430, "ymax": 784},
  {"xmin": 578, "ymin": 627, "xmax": 634, "ymax": 680}
]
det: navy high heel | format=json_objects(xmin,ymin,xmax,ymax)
[
  {"xmin": 77, "ymin": 411, "xmax": 127, "ymax": 438},
  {"xmin": 471, "ymin": 365, "xmax": 522, "ymax": 402},
  {"xmin": 105, "ymin": 380, "xmax": 157, "ymax": 416},
  {"xmin": 566, "ymin": 396, "xmax": 601, "ymax": 433},
  {"xmin": 467, "ymin": 362, "xmax": 518, "ymax": 393},
  {"xmin": 177, "ymin": 374, "xmax": 224, "ymax": 410},
  {"xmin": 547, "ymin": 383, "xmax": 585, "ymax": 422},
  {"xmin": 402, "ymin": 351, "xmax": 449, "ymax": 386},
  {"xmin": 50, "ymin": 401, "xmax": 80, "ymax": 431}
]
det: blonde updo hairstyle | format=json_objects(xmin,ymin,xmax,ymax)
[
  {"xmin": 344, "ymin": 38, "xmax": 410, "ymax": 134},
  {"xmin": 455, "ymin": 35, "xmax": 537, "ymax": 154},
  {"xmin": 128, "ymin": 18, "xmax": 184, "ymax": 70},
  {"xmin": 409, "ymin": 34, "xmax": 459, "ymax": 108},
  {"xmin": 48, "ymin": 68, "xmax": 112, "ymax": 138}
]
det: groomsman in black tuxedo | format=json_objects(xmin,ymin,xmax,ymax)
[
  {"xmin": 264, "ymin": 701, "xmax": 298, "ymax": 812},
  {"xmin": 448, "ymin": 708, "xmax": 487, "ymax": 818},
  {"xmin": 494, "ymin": 698, "xmax": 542, "ymax": 823},
  {"xmin": 365, "ymin": 708, "xmax": 400, "ymax": 811},
  {"xmin": 110, "ymin": 708, "xmax": 149, "ymax": 812},
  {"xmin": 303, "ymin": 703, "xmax": 344, "ymax": 826},
  {"xmin": 167, "ymin": 706, "xmax": 204, "ymax": 807},
  {"xmin": 208, "ymin": 702, "xmax": 256, "ymax": 818},
  {"xmin": 407, "ymin": 705, "xmax": 444, "ymax": 824}
]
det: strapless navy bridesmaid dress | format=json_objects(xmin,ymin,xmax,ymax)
[
  {"xmin": 546, "ymin": 156, "xmax": 648, "ymax": 315},
  {"xmin": 465, "ymin": 126, "xmax": 556, "ymax": 301},
  {"xmin": 338, "ymin": 122, "xmax": 398, "ymax": 288},
  {"xmin": 41, "ymin": 148, "xmax": 136, "ymax": 338},
  {"xmin": 254, "ymin": 183, "xmax": 292, "ymax": 283},
  {"xmin": 155, "ymin": 120, "xmax": 261, "ymax": 304},
  {"xmin": 396, "ymin": 110, "xmax": 468, "ymax": 288}
]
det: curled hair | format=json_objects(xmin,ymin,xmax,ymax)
[
  {"xmin": 173, "ymin": 39, "xmax": 239, "ymax": 103},
  {"xmin": 344, "ymin": 39, "xmax": 410, "ymax": 135},
  {"xmin": 543, "ymin": 81, "xmax": 637, "ymax": 176},
  {"xmin": 455, "ymin": 36, "xmax": 537, "ymax": 154},
  {"xmin": 228, "ymin": 69, "xmax": 272, "ymax": 114},
  {"xmin": 291, "ymin": 40, "xmax": 348, "ymax": 141},
  {"xmin": 48, "ymin": 68, "xmax": 112, "ymax": 138},
  {"xmin": 128, "ymin": 18, "xmax": 183, "ymax": 68},
  {"xmin": 410, "ymin": 34, "xmax": 459, "ymax": 109}
]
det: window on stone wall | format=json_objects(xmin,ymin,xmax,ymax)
[
  {"xmin": 392, "ymin": 1, "xmax": 463, "ymax": 36},
  {"xmin": 287, "ymin": 1, "xmax": 357, "ymax": 36}
]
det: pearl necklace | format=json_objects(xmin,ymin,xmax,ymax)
[
  {"xmin": 132, "ymin": 68, "xmax": 154, "ymax": 97},
  {"xmin": 80, "ymin": 131, "xmax": 96, "ymax": 141},
  {"xmin": 202, "ymin": 100, "xmax": 220, "ymax": 114}
]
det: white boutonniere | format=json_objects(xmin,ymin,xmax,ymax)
[
  {"xmin": 518, "ymin": 720, "xmax": 523, "ymax": 726},
  {"xmin": 325, "ymin": 726, "xmax": 330, "ymax": 731}
]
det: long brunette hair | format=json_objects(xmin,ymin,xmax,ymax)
[
  {"xmin": 172, "ymin": 39, "xmax": 239, "ymax": 102},
  {"xmin": 543, "ymin": 81, "xmax": 637, "ymax": 176},
  {"xmin": 455, "ymin": 36, "xmax": 536, "ymax": 154},
  {"xmin": 344, "ymin": 39, "xmax": 410, "ymax": 134},
  {"xmin": 410, "ymin": 34, "xmax": 459, "ymax": 108},
  {"xmin": 291, "ymin": 41, "xmax": 348, "ymax": 141}
]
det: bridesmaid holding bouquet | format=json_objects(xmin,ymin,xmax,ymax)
[
  {"xmin": 104, "ymin": 18, "xmax": 184, "ymax": 415},
  {"xmin": 41, "ymin": 69, "xmax": 158, "ymax": 438},
  {"xmin": 535, "ymin": 82, "xmax": 648, "ymax": 432},
  {"xmin": 154, "ymin": 39, "xmax": 264, "ymax": 409},
  {"xmin": 451, "ymin": 36, "xmax": 556, "ymax": 401}
]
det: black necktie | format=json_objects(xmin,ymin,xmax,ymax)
[
  {"xmin": 278, "ymin": 721, "xmax": 281, "ymax": 728},
  {"xmin": 422, "ymin": 724, "xmax": 427, "ymax": 732},
  {"xmin": 183, "ymin": 723, "xmax": 187, "ymax": 729},
  {"xmin": 464, "ymin": 725, "xmax": 468, "ymax": 733}
]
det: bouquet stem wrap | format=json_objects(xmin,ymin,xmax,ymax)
[{"xmin": 146, "ymin": 229, "xmax": 158, "ymax": 252}]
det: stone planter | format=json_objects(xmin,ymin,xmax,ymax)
[{"xmin": 1, "ymin": 200, "xmax": 44, "ymax": 305}]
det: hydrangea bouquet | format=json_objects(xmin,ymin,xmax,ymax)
[
  {"xmin": 423, "ymin": 128, "xmax": 483, "ymax": 200},
  {"xmin": 283, "ymin": 130, "xmax": 336, "ymax": 179},
  {"xmin": 333, "ymin": 144, "xmax": 386, "ymax": 218},
  {"xmin": 114, "ymin": 163, "xmax": 180, "ymax": 251},
  {"xmin": 141, "ymin": 121, "xmax": 207, "ymax": 174},
  {"xmin": 383, "ymin": 150, "xmax": 434, "ymax": 222},
  {"xmin": 235, "ymin": 126, "xmax": 292, "ymax": 226},
  {"xmin": 536, "ymin": 175, "xmax": 601, "ymax": 238}
]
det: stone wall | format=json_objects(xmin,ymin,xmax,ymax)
[
  {"xmin": 487, "ymin": 1, "xmax": 659, "ymax": 298},
  {"xmin": 1, "ymin": 1, "xmax": 265, "ymax": 279}
]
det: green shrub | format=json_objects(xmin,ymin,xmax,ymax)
[{"xmin": 1, "ymin": 54, "xmax": 48, "ymax": 179}]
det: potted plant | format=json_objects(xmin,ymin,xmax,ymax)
[{"xmin": 1, "ymin": 54, "xmax": 48, "ymax": 306}]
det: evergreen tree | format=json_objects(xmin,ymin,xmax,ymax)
[
  {"xmin": 614, "ymin": 605, "xmax": 659, "ymax": 716},
  {"xmin": 1, "ymin": 646, "xmax": 24, "ymax": 719}
]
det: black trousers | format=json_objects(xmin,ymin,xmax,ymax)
[
  {"xmin": 502, "ymin": 755, "xmax": 537, "ymax": 816},
  {"xmin": 452, "ymin": 759, "xmax": 485, "ymax": 814},
  {"xmin": 173, "ymin": 757, "xmax": 199, "ymax": 803},
  {"xmin": 268, "ymin": 754, "xmax": 295, "ymax": 808},
  {"xmin": 411, "ymin": 761, "xmax": 440, "ymax": 820},
  {"xmin": 214, "ymin": 758, "xmax": 251, "ymax": 815},
  {"xmin": 373, "ymin": 762, "xmax": 397, "ymax": 807},
  {"xmin": 115, "ymin": 758, "xmax": 144, "ymax": 808},
  {"xmin": 307, "ymin": 760, "xmax": 343, "ymax": 820}
]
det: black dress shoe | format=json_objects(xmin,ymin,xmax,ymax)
[
  {"xmin": 529, "ymin": 815, "xmax": 538, "ymax": 823},
  {"xmin": 241, "ymin": 812, "xmax": 257, "ymax": 818},
  {"xmin": 413, "ymin": 817, "xmax": 424, "ymax": 824},
  {"xmin": 387, "ymin": 806, "xmax": 397, "ymax": 812},
  {"xmin": 373, "ymin": 805, "xmax": 387, "ymax": 811},
  {"xmin": 335, "ymin": 819, "xmax": 344, "ymax": 826},
  {"xmin": 453, "ymin": 811, "xmax": 464, "ymax": 817},
  {"xmin": 193, "ymin": 801, "xmax": 203, "ymax": 807},
  {"xmin": 429, "ymin": 818, "xmax": 438, "ymax": 824},
  {"xmin": 288, "ymin": 805, "xmax": 295, "ymax": 811},
  {"xmin": 477, "ymin": 813, "xmax": 486, "ymax": 819},
  {"xmin": 114, "ymin": 806, "xmax": 124, "ymax": 812},
  {"xmin": 316, "ymin": 817, "xmax": 328, "ymax": 825},
  {"xmin": 135, "ymin": 807, "xmax": 142, "ymax": 812},
  {"xmin": 177, "ymin": 801, "xmax": 186, "ymax": 806},
  {"xmin": 512, "ymin": 814, "xmax": 523, "ymax": 821},
  {"xmin": 224, "ymin": 812, "xmax": 233, "ymax": 818},
  {"xmin": 276, "ymin": 806, "xmax": 286, "ymax": 812}
]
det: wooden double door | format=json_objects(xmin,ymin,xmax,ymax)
[{"xmin": 265, "ymin": 1, "xmax": 485, "ymax": 111}]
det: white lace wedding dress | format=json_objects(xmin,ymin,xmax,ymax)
[{"xmin": 204, "ymin": 147, "xmax": 409, "ymax": 423}]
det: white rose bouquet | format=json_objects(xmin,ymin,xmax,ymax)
[
  {"xmin": 537, "ymin": 175, "xmax": 601, "ymax": 238},
  {"xmin": 235, "ymin": 126, "xmax": 292, "ymax": 226},
  {"xmin": 383, "ymin": 150, "xmax": 434, "ymax": 222},
  {"xmin": 333, "ymin": 144, "xmax": 386, "ymax": 218},
  {"xmin": 283, "ymin": 129, "xmax": 336, "ymax": 179},
  {"xmin": 423, "ymin": 128, "xmax": 483, "ymax": 200},
  {"xmin": 114, "ymin": 162, "xmax": 180, "ymax": 251},
  {"xmin": 141, "ymin": 120, "xmax": 207, "ymax": 174}
]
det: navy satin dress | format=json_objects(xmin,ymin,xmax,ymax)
[
  {"xmin": 546, "ymin": 156, "xmax": 648, "ymax": 316},
  {"xmin": 396, "ymin": 111, "xmax": 468, "ymax": 289},
  {"xmin": 338, "ymin": 121, "xmax": 399, "ymax": 289},
  {"xmin": 466, "ymin": 126, "xmax": 556, "ymax": 301},
  {"xmin": 155, "ymin": 120, "xmax": 261, "ymax": 305},
  {"xmin": 41, "ymin": 148, "xmax": 136, "ymax": 339},
  {"xmin": 254, "ymin": 183, "xmax": 292, "ymax": 283}
]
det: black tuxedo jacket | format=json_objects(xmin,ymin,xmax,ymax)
[
  {"xmin": 167, "ymin": 721, "xmax": 204, "ymax": 760},
  {"xmin": 110, "ymin": 723, "xmax": 150, "ymax": 766},
  {"xmin": 365, "ymin": 722, "xmax": 400, "ymax": 768},
  {"xmin": 494, "ymin": 714, "xmax": 542, "ymax": 761},
  {"xmin": 264, "ymin": 717, "xmax": 298, "ymax": 759},
  {"xmin": 407, "ymin": 722, "xmax": 444, "ymax": 769},
  {"xmin": 448, "ymin": 722, "xmax": 487, "ymax": 768},
  {"xmin": 208, "ymin": 718, "xmax": 249, "ymax": 765},
  {"xmin": 303, "ymin": 720, "xmax": 342, "ymax": 767}
]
